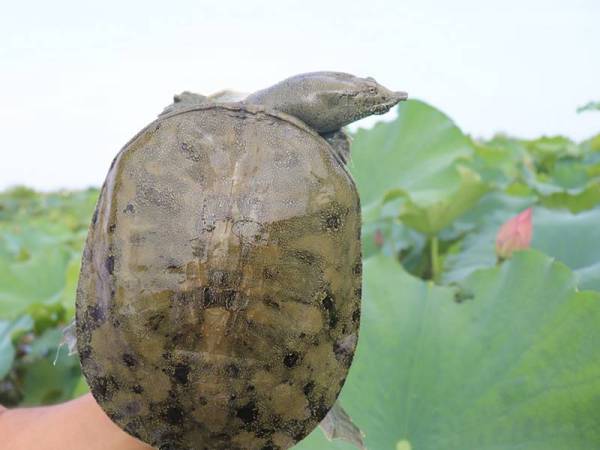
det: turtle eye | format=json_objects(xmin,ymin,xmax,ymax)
[{"xmin": 368, "ymin": 86, "xmax": 377, "ymax": 95}]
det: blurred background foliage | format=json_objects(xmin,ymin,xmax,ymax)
[{"xmin": 1, "ymin": 100, "xmax": 600, "ymax": 449}]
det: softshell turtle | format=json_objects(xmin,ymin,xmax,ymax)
[{"xmin": 76, "ymin": 72, "xmax": 406, "ymax": 450}]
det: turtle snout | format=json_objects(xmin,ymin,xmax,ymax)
[
  {"xmin": 384, "ymin": 91, "xmax": 408, "ymax": 107},
  {"xmin": 393, "ymin": 91, "xmax": 409, "ymax": 102},
  {"xmin": 369, "ymin": 91, "xmax": 408, "ymax": 114}
]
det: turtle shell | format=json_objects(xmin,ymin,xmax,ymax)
[{"xmin": 75, "ymin": 104, "xmax": 362, "ymax": 450}]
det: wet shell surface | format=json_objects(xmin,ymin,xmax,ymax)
[{"xmin": 76, "ymin": 104, "xmax": 362, "ymax": 450}]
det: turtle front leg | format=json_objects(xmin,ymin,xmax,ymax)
[
  {"xmin": 159, "ymin": 91, "xmax": 208, "ymax": 117},
  {"xmin": 321, "ymin": 129, "xmax": 352, "ymax": 165}
]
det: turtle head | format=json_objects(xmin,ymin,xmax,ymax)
[
  {"xmin": 357, "ymin": 76, "xmax": 408, "ymax": 116},
  {"xmin": 244, "ymin": 71, "xmax": 407, "ymax": 133},
  {"xmin": 305, "ymin": 72, "xmax": 407, "ymax": 131}
]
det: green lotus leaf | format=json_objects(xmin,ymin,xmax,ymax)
[
  {"xmin": 349, "ymin": 100, "xmax": 487, "ymax": 233},
  {"xmin": 444, "ymin": 207, "xmax": 600, "ymax": 291},
  {"xmin": 538, "ymin": 183, "xmax": 600, "ymax": 213},
  {"xmin": 524, "ymin": 135, "xmax": 582, "ymax": 170},
  {"xmin": 395, "ymin": 165, "xmax": 489, "ymax": 236},
  {"xmin": 0, "ymin": 247, "xmax": 71, "ymax": 319},
  {"xmin": 468, "ymin": 136, "xmax": 527, "ymax": 188},
  {"xmin": 580, "ymin": 133, "xmax": 600, "ymax": 153},
  {"xmin": 19, "ymin": 328, "xmax": 82, "ymax": 406},
  {"xmin": 297, "ymin": 251, "xmax": 600, "ymax": 449},
  {"xmin": 59, "ymin": 256, "xmax": 83, "ymax": 318},
  {"xmin": 0, "ymin": 315, "xmax": 33, "ymax": 378}
]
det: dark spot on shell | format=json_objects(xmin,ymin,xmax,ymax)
[
  {"xmin": 123, "ymin": 203, "xmax": 135, "ymax": 214},
  {"xmin": 123, "ymin": 401, "xmax": 142, "ymax": 416},
  {"xmin": 303, "ymin": 381, "xmax": 315, "ymax": 395},
  {"xmin": 108, "ymin": 223, "xmax": 116, "ymax": 233},
  {"xmin": 224, "ymin": 290, "xmax": 237, "ymax": 308},
  {"xmin": 325, "ymin": 213, "xmax": 342, "ymax": 231},
  {"xmin": 353, "ymin": 262, "xmax": 362, "ymax": 275},
  {"xmin": 156, "ymin": 431, "xmax": 186, "ymax": 450},
  {"xmin": 122, "ymin": 353, "xmax": 137, "ymax": 368},
  {"xmin": 264, "ymin": 296, "xmax": 279, "ymax": 309},
  {"xmin": 159, "ymin": 442, "xmax": 180, "ymax": 450},
  {"xmin": 202, "ymin": 287, "xmax": 239, "ymax": 309},
  {"xmin": 82, "ymin": 304, "xmax": 105, "ymax": 332},
  {"xmin": 90, "ymin": 375, "xmax": 119, "ymax": 402},
  {"xmin": 226, "ymin": 364, "xmax": 240, "ymax": 377},
  {"xmin": 191, "ymin": 240, "xmax": 206, "ymax": 258},
  {"xmin": 283, "ymin": 351, "xmax": 300, "ymax": 368},
  {"xmin": 91, "ymin": 208, "xmax": 98, "ymax": 226},
  {"xmin": 202, "ymin": 287, "xmax": 214, "ymax": 306},
  {"xmin": 199, "ymin": 397, "xmax": 208, "ymax": 406},
  {"xmin": 263, "ymin": 268, "xmax": 276, "ymax": 280},
  {"xmin": 170, "ymin": 331, "xmax": 188, "ymax": 346},
  {"xmin": 166, "ymin": 263, "xmax": 183, "ymax": 273},
  {"xmin": 290, "ymin": 250, "xmax": 318, "ymax": 265},
  {"xmin": 236, "ymin": 401, "xmax": 258, "ymax": 424},
  {"xmin": 110, "ymin": 315, "xmax": 120, "ymax": 328},
  {"xmin": 270, "ymin": 415, "xmax": 283, "ymax": 429},
  {"xmin": 124, "ymin": 421, "xmax": 142, "ymax": 440},
  {"xmin": 105, "ymin": 408, "xmax": 124, "ymax": 422},
  {"xmin": 88, "ymin": 304, "xmax": 104, "ymax": 322},
  {"xmin": 174, "ymin": 289, "xmax": 196, "ymax": 305},
  {"xmin": 254, "ymin": 427, "xmax": 271, "ymax": 439},
  {"xmin": 146, "ymin": 313, "xmax": 165, "ymax": 332},
  {"xmin": 246, "ymin": 384, "xmax": 255, "ymax": 392},
  {"xmin": 354, "ymin": 287, "xmax": 362, "ymax": 298},
  {"xmin": 105, "ymin": 255, "xmax": 114, "ymax": 275},
  {"xmin": 293, "ymin": 430, "xmax": 307, "ymax": 442},
  {"xmin": 310, "ymin": 399, "xmax": 330, "ymax": 421},
  {"xmin": 181, "ymin": 142, "xmax": 203, "ymax": 162},
  {"xmin": 173, "ymin": 363, "xmax": 191, "ymax": 384},
  {"xmin": 132, "ymin": 384, "xmax": 144, "ymax": 394},
  {"xmin": 163, "ymin": 406, "xmax": 184, "ymax": 425},
  {"xmin": 321, "ymin": 292, "xmax": 338, "ymax": 328},
  {"xmin": 79, "ymin": 345, "xmax": 92, "ymax": 362},
  {"xmin": 352, "ymin": 308, "xmax": 361, "ymax": 323},
  {"xmin": 320, "ymin": 203, "xmax": 349, "ymax": 233}
]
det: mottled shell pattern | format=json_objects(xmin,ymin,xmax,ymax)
[{"xmin": 76, "ymin": 103, "xmax": 362, "ymax": 450}]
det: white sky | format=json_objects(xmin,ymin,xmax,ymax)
[{"xmin": 1, "ymin": 0, "xmax": 599, "ymax": 191}]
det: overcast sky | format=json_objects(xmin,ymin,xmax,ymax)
[{"xmin": 1, "ymin": 0, "xmax": 599, "ymax": 191}]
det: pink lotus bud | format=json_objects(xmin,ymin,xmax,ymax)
[
  {"xmin": 496, "ymin": 208, "xmax": 533, "ymax": 259},
  {"xmin": 374, "ymin": 229, "xmax": 384, "ymax": 247}
]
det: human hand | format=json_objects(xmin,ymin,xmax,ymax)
[{"xmin": 0, "ymin": 394, "xmax": 153, "ymax": 450}]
